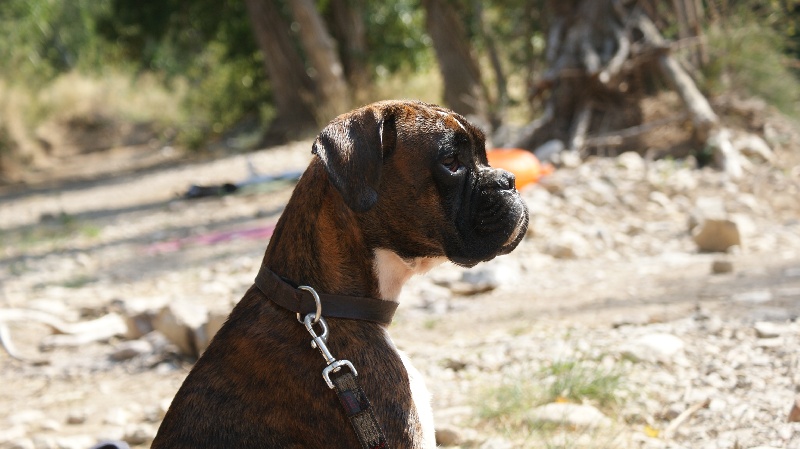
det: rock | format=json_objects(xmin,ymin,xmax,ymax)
[
  {"xmin": 435, "ymin": 426, "xmax": 462, "ymax": 446},
  {"xmin": 621, "ymin": 333, "xmax": 686, "ymax": 364},
  {"xmin": 102, "ymin": 408, "xmax": 129, "ymax": 427},
  {"xmin": 5, "ymin": 439, "xmax": 34, "ymax": 449},
  {"xmin": 200, "ymin": 310, "xmax": 229, "ymax": 354},
  {"xmin": 65, "ymin": 410, "xmax": 87, "ymax": 425},
  {"xmin": 152, "ymin": 301, "xmax": 208, "ymax": 357},
  {"xmin": 753, "ymin": 322, "xmax": 784, "ymax": 338},
  {"xmin": 38, "ymin": 420, "xmax": 60, "ymax": 432},
  {"xmin": 459, "ymin": 258, "xmax": 522, "ymax": 293},
  {"xmin": 711, "ymin": 259, "xmax": 734, "ymax": 274},
  {"xmin": 123, "ymin": 424, "xmax": 155, "ymax": 446},
  {"xmin": 533, "ymin": 139, "xmax": 564, "ymax": 164},
  {"xmin": 732, "ymin": 290, "xmax": 773, "ymax": 304},
  {"xmin": 53, "ymin": 435, "xmax": 94, "ymax": 449},
  {"xmin": 8, "ymin": 410, "xmax": 46, "ymax": 427},
  {"xmin": 788, "ymin": 397, "xmax": 800, "ymax": 423},
  {"xmin": 692, "ymin": 219, "xmax": 741, "ymax": 252},
  {"xmin": 109, "ymin": 339, "xmax": 153, "ymax": 362},
  {"xmin": 617, "ymin": 151, "xmax": 646, "ymax": 173},
  {"xmin": 31, "ymin": 436, "xmax": 56, "ymax": 449},
  {"xmin": 526, "ymin": 402, "xmax": 612, "ymax": 428},
  {"xmin": 544, "ymin": 230, "xmax": 590, "ymax": 259}
]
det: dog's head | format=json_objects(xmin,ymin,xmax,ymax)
[{"xmin": 313, "ymin": 100, "xmax": 528, "ymax": 267}]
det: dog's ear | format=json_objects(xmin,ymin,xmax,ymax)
[{"xmin": 312, "ymin": 105, "xmax": 397, "ymax": 212}]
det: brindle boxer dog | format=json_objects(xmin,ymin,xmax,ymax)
[{"xmin": 151, "ymin": 100, "xmax": 528, "ymax": 448}]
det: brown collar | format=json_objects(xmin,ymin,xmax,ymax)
[{"xmin": 253, "ymin": 268, "xmax": 399, "ymax": 326}]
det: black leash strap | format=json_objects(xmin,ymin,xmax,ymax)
[
  {"xmin": 331, "ymin": 369, "xmax": 389, "ymax": 449},
  {"xmin": 287, "ymin": 288, "xmax": 391, "ymax": 449},
  {"xmin": 254, "ymin": 268, "xmax": 398, "ymax": 326}
]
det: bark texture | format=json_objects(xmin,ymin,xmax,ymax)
[{"xmin": 422, "ymin": 0, "xmax": 487, "ymax": 118}]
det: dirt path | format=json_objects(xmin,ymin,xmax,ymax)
[{"xmin": 1, "ymin": 140, "xmax": 799, "ymax": 448}]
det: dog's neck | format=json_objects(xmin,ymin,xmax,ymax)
[{"xmin": 262, "ymin": 162, "xmax": 441, "ymax": 302}]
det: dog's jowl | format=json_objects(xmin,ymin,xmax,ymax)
[{"xmin": 151, "ymin": 100, "xmax": 529, "ymax": 448}]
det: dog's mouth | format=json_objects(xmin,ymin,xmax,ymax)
[{"xmin": 447, "ymin": 188, "xmax": 529, "ymax": 267}]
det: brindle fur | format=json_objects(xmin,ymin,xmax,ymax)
[{"xmin": 152, "ymin": 101, "xmax": 528, "ymax": 448}]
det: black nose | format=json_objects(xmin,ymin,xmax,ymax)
[{"xmin": 494, "ymin": 169, "xmax": 516, "ymax": 191}]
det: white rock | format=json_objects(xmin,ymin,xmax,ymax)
[
  {"xmin": 53, "ymin": 435, "xmax": 94, "ymax": 449},
  {"xmin": 732, "ymin": 290, "xmax": 773, "ymax": 304},
  {"xmin": 622, "ymin": 333, "xmax": 686, "ymax": 364},
  {"xmin": 753, "ymin": 321, "xmax": 785, "ymax": 338},
  {"xmin": 5, "ymin": 438, "xmax": 34, "ymax": 449},
  {"xmin": 109, "ymin": 339, "xmax": 153, "ymax": 361},
  {"xmin": 617, "ymin": 151, "xmax": 646, "ymax": 173},
  {"xmin": 152, "ymin": 301, "xmax": 208, "ymax": 357},
  {"xmin": 102, "ymin": 408, "xmax": 129, "ymax": 427},
  {"xmin": 526, "ymin": 402, "xmax": 612, "ymax": 428}
]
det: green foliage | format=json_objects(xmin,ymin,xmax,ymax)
[
  {"xmin": 477, "ymin": 358, "xmax": 626, "ymax": 433},
  {"xmin": 360, "ymin": 1, "xmax": 434, "ymax": 74},
  {"xmin": 704, "ymin": 16, "xmax": 800, "ymax": 116},
  {"xmin": 0, "ymin": 0, "xmax": 122, "ymax": 85}
]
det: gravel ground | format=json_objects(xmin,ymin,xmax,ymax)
[{"xmin": 1, "ymin": 126, "xmax": 799, "ymax": 448}]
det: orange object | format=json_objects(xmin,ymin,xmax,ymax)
[{"xmin": 486, "ymin": 148, "xmax": 553, "ymax": 189}]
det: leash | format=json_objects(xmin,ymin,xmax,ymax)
[{"xmin": 254, "ymin": 269, "xmax": 392, "ymax": 449}]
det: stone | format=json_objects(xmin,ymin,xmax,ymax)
[
  {"xmin": 109, "ymin": 339, "xmax": 153, "ymax": 362},
  {"xmin": 526, "ymin": 402, "xmax": 612, "ymax": 428},
  {"xmin": 459, "ymin": 258, "xmax": 521, "ymax": 292},
  {"xmin": 102, "ymin": 408, "xmax": 129, "ymax": 427},
  {"xmin": 5, "ymin": 439, "xmax": 34, "ymax": 449},
  {"xmin": 788, "ymin": 397, "xmax": 800, "ymax": 423},
  {"xmin": 617, "ymin": 151, "xmax": 646, "ymax": 173},
  {"xmin": 753, "ymin": 322, "xmax": 784, "ymax": 338},
  {"xmin": 533, "ymin": 139, "xmax": 565, "ymax": 164},
  {"xmin": 732, "ymin": 290, "xmax": 773, "ymax": 304},
  {"xmin": 692, "ymin": 219, "xmax": 741, "ymax": 252},
  {"xmin": 65, "ymin": 410, "xmax": 87, "ymax": 425},
  {"xmin": 152, "ymin": 301, "xmax": 209, "ymax": 357},
  {"xmin": 544, "ymin": 231, "xmax": 590, "ymax": 259},
  {"xmin": 711, "ymin": 259, "xmax": 734, "ymax": 274},
  {"xmin": 53, "ymin": 435, "xmax": 94, "ymax": 449},
  {"xmin": 621, "ymin": 333, "xmax": 686, "ymax": 364},
  {"xmin": 435, "ymin": 426, "xmax": 462, "ymax": 446},
  {"xmin": 123, "ymin": 424, "xmax": 155, "ymax": 446}
]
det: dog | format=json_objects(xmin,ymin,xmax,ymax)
[{"xmin": 151, "ymin": 100, "xmax": 529, "ymax": 448}]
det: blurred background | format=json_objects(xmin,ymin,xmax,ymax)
[{"xmin": 0, "ymin": 0, "xmax": 798, "ymax": 180}]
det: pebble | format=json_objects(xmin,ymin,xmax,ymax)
[
  {"xmin": 109, "ymin": 339, "xmax": 154, "ymax": 361},
  {"xmin": 732, "ymin": 290, "xmax": 773, "ymax": 304},
  {"xmin": 621, "ymin": 333, "xmax": 686, "ymax": 364},
  {"xmin": 753, "ymin": 322, "xmax": 784, "ymax": 338},
  {"xmin": 711, "ymin": 259, "xmax": 734, "ymax": 274},
  {"xmin": 434, "ymin": 426, "xmax": 462, "ymax": 446}
]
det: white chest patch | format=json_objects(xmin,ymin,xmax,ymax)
[
  {"xmin": 373, "ymin": 249, "xmax": 446, "ymax": 301},
  {"xmin": 383, "ymin": 329, "xmax": 436, "ymax": 448}
]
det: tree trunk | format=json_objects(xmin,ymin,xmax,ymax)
[
  {"xmin": 512, "ymin": 0, "xmax": 740, "ymax": 174},
  {"xmin": 244, "ymin": 0, "xmax": 317, "ymax": 141},
  {"xmin": 289, "ymin": 0, "xmax": 350, "ymax": 121},
  {"xmin": 422, "ymin": 0, "xmax": 487, "ymax": 118},
  {"xmin": 328, "ymin": 0, "xmax": 371, "ymax": 105}
]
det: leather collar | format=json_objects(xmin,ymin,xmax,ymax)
[{"xmin": 254, "ymin": 268, "xmax": 399, "ymax": 326}]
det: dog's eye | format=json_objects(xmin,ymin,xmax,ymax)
[{"xmin": 442, "ymin": 155, "xmax": 461, "ymax": 172}]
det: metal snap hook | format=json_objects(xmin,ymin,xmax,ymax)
[{"xmin": 297, "ymin": 285, "xmax": 322, "ymax": 324}]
